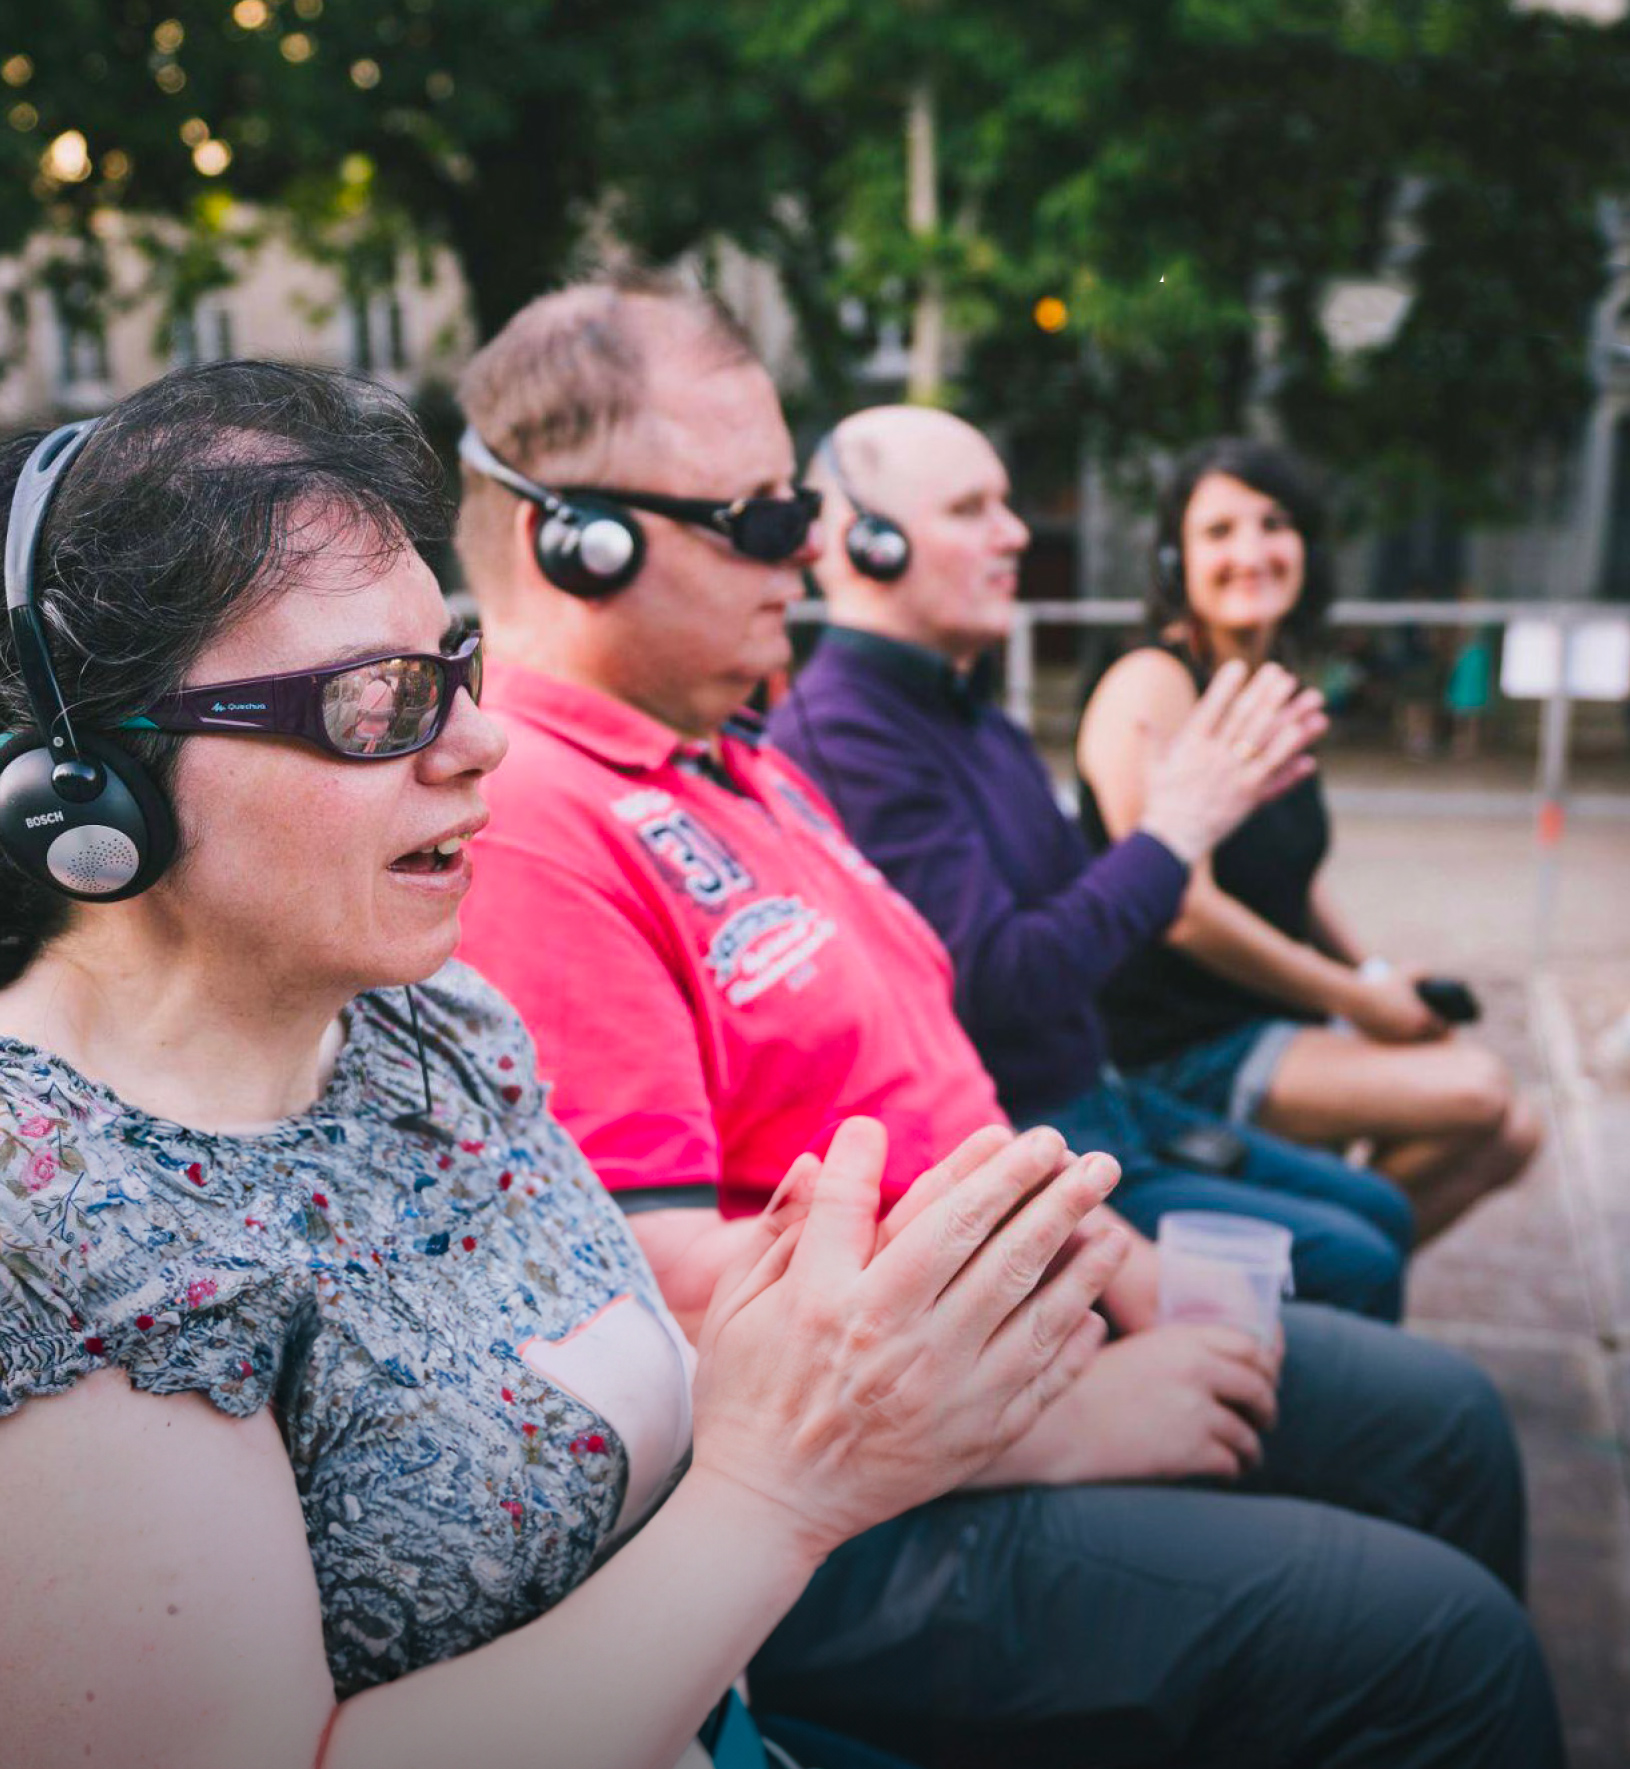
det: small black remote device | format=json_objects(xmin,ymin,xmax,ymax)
[{"xmin": 1415, "ymin": 978, "xmax": 1481, "ymax": 1024}]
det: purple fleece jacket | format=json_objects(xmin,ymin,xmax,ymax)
[{"xmin": 767, "ymin": 625, "xmax": 1189, "ymax": 1119}]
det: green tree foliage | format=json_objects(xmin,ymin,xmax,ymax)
[
  {"xmin": 1, "ymin": 0, "xmax": 1627, "ymax": 515},
  {"xmin": 0, "ymin": 0, "xmax": 668, "ymax": 339},
  {"xmin": 616, "ymin": 0, "xmax": 1630, "ymax": 516}
]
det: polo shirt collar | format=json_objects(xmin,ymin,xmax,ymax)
[
  {"xmin": 483, "ymin": 661, "xmax": 763, "ymax": 772},
  {"xmin": 819, "ymin": 624, "xmax": 996, "ymax": 719}
]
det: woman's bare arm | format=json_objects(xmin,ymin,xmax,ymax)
[
  {"xmin": 1079, "ymin": 652, "xmax": 1364, "ymax": 1022},
  {"xmin": 0, "ymin": 1371, "xmax": 813, "ymax": 1769},
  {"xmin": 1304, "ymin": 876, "xmax": 1367, "ymax": 967},
  {"xmin": 1, "ymin": 1122, "xmax": 1121, "ymax": 1769}
]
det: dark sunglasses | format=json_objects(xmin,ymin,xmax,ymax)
[
  {"xmin": 119, "ymin": 632, "xmax": 484, "ymax": 761},
  {"xmin": 563, "ymin": 483, "xmax": 824, "ymax": 563},
  {"xmin": 459, "ymin": 426, "xmax": 822, "ymax": 565}
]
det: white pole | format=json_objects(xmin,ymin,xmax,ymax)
[
  {"xmin": 1532, "ymin": 618, "xmax": 1574, "ymax": 964},
  {"xmin": 1005, "ymin": 606, "xmax": 1036, "ymax": 730},
  {"xmin": 906, "ymin": 79, "xmax": 944, "ymax": 406}
]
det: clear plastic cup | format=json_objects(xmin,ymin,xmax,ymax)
[{"xmin": 1157, "ymin": 1211, "xmax": 1294, "ymax": 1343}]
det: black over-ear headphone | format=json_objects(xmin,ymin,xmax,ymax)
[
  {"xmin": 813, "ymin": 432, "xmax": 912, "ymax": 582},
  {"xmin": 458, "ymin": 427, "xmax": 645, "ymax": 600},
  {"xmin": 0, "ymin": 421, "xmax": 178, "ymax": 902}
]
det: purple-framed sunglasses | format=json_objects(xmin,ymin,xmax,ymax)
[{"xmin": 119, "ymin": 632, "xmax": 484, "ymax": 761}]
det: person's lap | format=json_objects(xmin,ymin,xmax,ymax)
[
  {"xmin": 1125, "ymin": 1074, "xmax": 1415, "ymax": 1250},
  {"xmin": 750, "ymin": 1306, "xmax": 1558, "ymax": 1769},
  {"xmin": 1258, "ymin": 1025, "xmax": 1514, "ymax": 1147},
  {"xmin": 1127, "ymin": 1017, "xmax": 1303, "ymax": 1125},
  {"xmin": 1133, "ymin": 1015, "xmax": 1518, "ymax": 1150},
  {"xmin": 1250, "ymin": 1301, "xmax": 1524, "ymax": 1592},
  {"xmin": 1021, "ymin": 1073, "xmax": 1413, "ymax": 1321}
]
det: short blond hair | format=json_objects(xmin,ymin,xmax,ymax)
[{"xmin": 455, "ymin": 272, "xmax": 758, "ymax": 592}]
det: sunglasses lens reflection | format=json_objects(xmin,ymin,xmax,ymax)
[{"xmin": 322, "ymin": 657, "xmax": 442, "ymax": 756}]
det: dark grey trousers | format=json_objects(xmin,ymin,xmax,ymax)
[{"xmin": 750, "ymin": 1304, "xmax": 1563, "ymax": 1769}]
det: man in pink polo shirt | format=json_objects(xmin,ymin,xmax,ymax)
[
  {"xmin": 451, "ymin": 275, "xmax": 1558, "ymax": 1769},
  {"xmin": 458, "ymin": 666, "xmax": 1000, "ymax": 1217}
]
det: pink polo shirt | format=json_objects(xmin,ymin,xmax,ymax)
[{"xmin": 456, "ymin": 664, "xmax": 1007, "ymax": 1216}]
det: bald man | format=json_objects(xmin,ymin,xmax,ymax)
[{"xmin": 769, "ymin": 407, "xmax": 1416, "ymax": 1314}]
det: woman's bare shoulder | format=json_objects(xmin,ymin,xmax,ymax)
[
  {"xmin": 1092, "ymin": 645, "xmax": 1200, "ymax": 714},
  {"xmin": 1080, "ymin": 648, "xmax": 1199, "ymax": 767}
]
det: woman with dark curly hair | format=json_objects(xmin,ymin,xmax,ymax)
[
  {"xmin": 0, "ymin": 361, "xmax": 1122, "ymax": 1769},
  {"xmin": 1076, "ymin": 437, "xmax": 1540, "ymax": 1242}
]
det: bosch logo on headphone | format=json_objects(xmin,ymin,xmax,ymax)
[{"xmin": 24, "ymin": 810, "xmax": 65, "ymax": 829}]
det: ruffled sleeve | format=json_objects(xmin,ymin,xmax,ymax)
[
  {"xmin": 0, "ymin": 1116, "xmax": 96, "ymax": 1412},
  {"xmin": 0, "ymin": 1080, "xmax": 303, "ymax": 1421}
]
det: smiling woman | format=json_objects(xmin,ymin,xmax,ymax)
[
  {"xmin": 0, "ymin": 360, "xmax": 1119, "ymax": 1769},
  {"xmin": 1076, "ymin": 436, "xmax": 1541, "ymax": 1243}
]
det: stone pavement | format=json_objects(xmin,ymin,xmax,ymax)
[{"xmin": 1323, "ymin": 779, "xmax": 1630, "ymax": 1769}]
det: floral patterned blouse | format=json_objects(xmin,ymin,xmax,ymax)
[{"xmin": 0, "ymin": 961, "xmax": 693, "ymax": 1699}]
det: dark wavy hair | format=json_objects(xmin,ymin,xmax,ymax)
[
  {"xmin": 1148, "ymin": 437, "xmax": 1334, "ymax": 649},
  {"xmin": 0, "ymin": 359, "xmax": 451, "ymax": 986}
]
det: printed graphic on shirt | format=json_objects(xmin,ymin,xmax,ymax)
[
  {"xmin": 771, "ymin": 778, "xmax": 885, "ymax": 885},
  {"xmin": 705, "ymin": 895, "xmax": 836, "ymax": 1006},
  {"xmin": 611, "ymin": 789, "xmax": 754, "ymax": 912},
  {"xmin": 518, "ymin": 1293, "xmax": 695, "ymax": 1533}
]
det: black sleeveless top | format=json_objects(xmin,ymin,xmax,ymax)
[{"xmin": 1078, "ymin": 642, "xmax": 1330, "ymax": 1069}]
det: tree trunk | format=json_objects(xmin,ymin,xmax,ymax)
[{"xmin": 447, "ymin": 123, "xmax": 585, "ymax": 341}]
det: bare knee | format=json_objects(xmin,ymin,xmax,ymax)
[
  {"xmin": 1498, "ymin": 1092, "xmax": 1544, "ymax": 1176},
  {"xmin": 1441, "ymin": 1047, "xmax": 1514, "ymax": 1136}
]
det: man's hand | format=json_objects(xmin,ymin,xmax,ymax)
[
  {"xmin": 690, "ymin": 1121, "xmax": 1127, "ymax": 1561},
  {"xmin": 976, "ymin": 1322, "xmax": 1283, "ymax": 1487},
  {"xmin": 1139, "ymin": 660, "xmax": 1327, "ymax": 866}
]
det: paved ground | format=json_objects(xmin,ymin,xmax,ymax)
[
  {"xmin": 1320, "ymin": 772, "xmax": 1630, "ymax": 1769},
  {"xmin": 1025, "ymin": 667, "xmax": 1630, "ymax": 1760}
]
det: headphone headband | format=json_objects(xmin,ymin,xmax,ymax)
[
  {"xmin": 0, "ymin": 415, "xmax": 178, "ymax": 899},
  {"xmin": 457, "ymin": 426, "xmax": 563, "ymax": 515},
  {"xmin": 813, "ymin": 430, "xmax": 912, "ymax": 583},
  {"xmin": 5, "ymin": 420, "xmax": 99, "ymax": 765}
]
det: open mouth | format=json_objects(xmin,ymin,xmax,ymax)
[{"xmin": 389, "ymin": 834, "xmax": 469, "ymax": 876}]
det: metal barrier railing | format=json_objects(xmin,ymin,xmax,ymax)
[
  {"xmin": 791, "ymin": 596, "xmax": 1629, "ymax": 961},
  {"xmin": 791, "ymin": 596, "xmax": 1618, "ymax": 730}
]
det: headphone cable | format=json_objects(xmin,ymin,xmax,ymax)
[{"xmin": 388, "ymin": 984, "xmax": 439, "ymax": 1135}]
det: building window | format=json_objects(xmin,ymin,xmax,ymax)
[
  {"xmin": 53, "ymin": 291, "xmax": 108, "ymax": 392},
  {"xmin": 171, "ymin": 298, "xmax": 235, "ymax": 367},
  {"xmin": 347, "ymin": 290, "xmax": 407, "ymax": 376}
]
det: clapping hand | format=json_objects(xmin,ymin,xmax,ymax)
[
  {"xmin": 1140, "ymin": 659, "xmax": 1327, "ymax": 865},
  {"xmin": 689, "ymin": 1120, "xmax": 1127, "ymax": 1559}
]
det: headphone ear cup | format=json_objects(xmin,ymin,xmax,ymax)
[
  {"xmin": 846, "ymin": 513, "xmax": 912, "ymax": 583},
  {"xmin": 533, "ymin": 497, "xmax": 645, "ymax": 600},
  {"xmin": 0, "ymin": 730, "xmax": 177, "ymax": 902}
]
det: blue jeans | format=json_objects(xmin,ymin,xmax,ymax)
[
  {"xmin": 752, "ymin": 1305, "xmax": 1559, "ymax": 1769},
  {"xmin": 1130, "ymin": 1015, "xmax": 1304, "ymax": 1123},
  {"xmin": 1017, "ymin": 1071, "xmax": 1414, "ymax": 1322}
]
